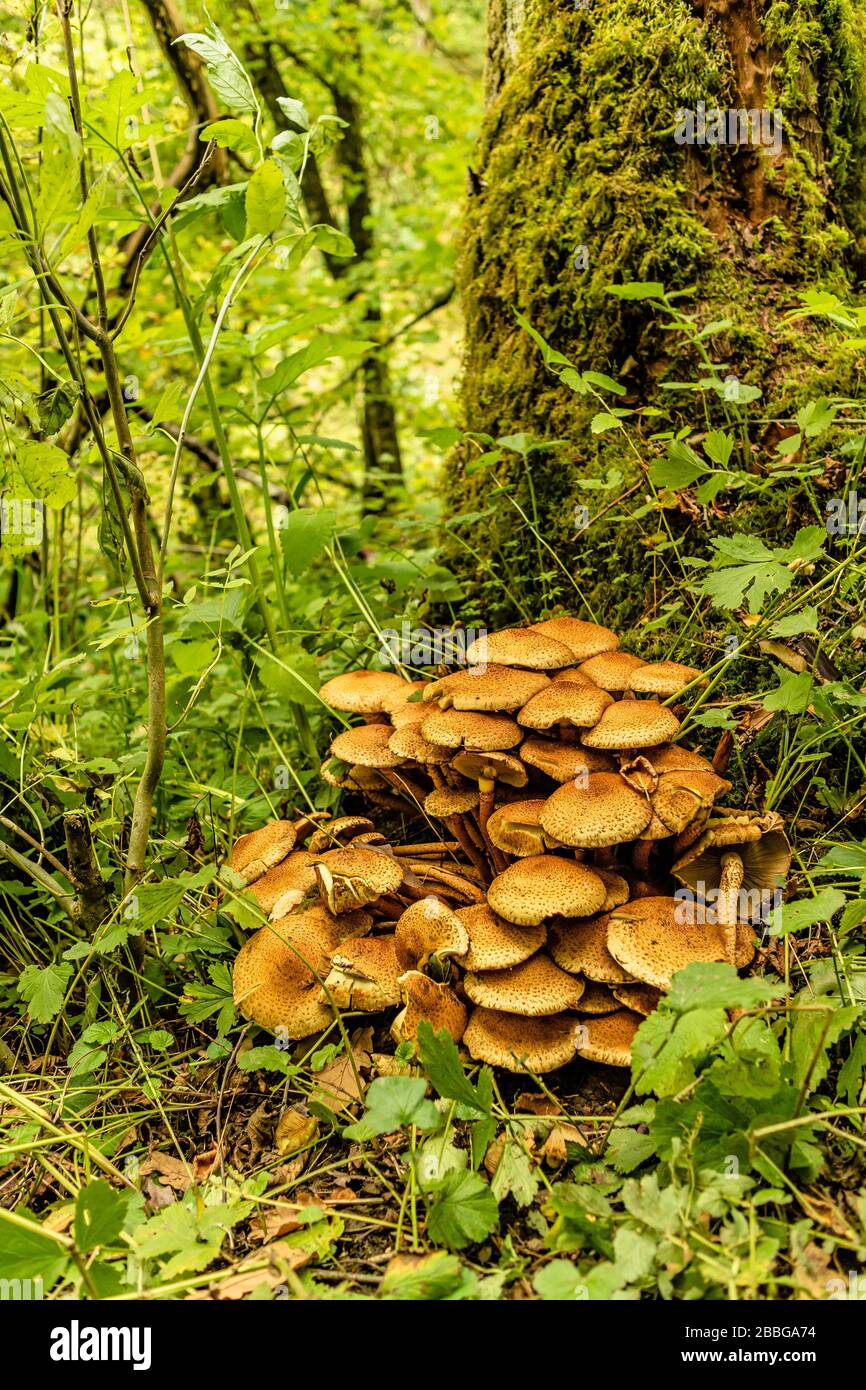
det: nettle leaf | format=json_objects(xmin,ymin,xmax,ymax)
[
  {"xmin": 766, "ymin": 888, "xmax": 846, "ymax": 938},
  {"xmin": 245, "ymin": 159, "xmax": 285, "ymax": 238},
  {"xmin": 8, "ymin": 439, "xmax": 76, "ymax": 509},
  {"xmin": 175, "ymin": 28, "xmax": 256, "ymax": 115},
  {"xmin": 425, "ymin": 1169, "xmax": 499, "ymax": 1250},
  {"xmin": 343, "ymin": 1077, "xmax": 439, "ymax": 1139},
  {"xmin": 278, "ymin": 506, "xmax": 336, "ymax": 578},
  {"xmin": 417, "ymin": 1022, "xmax": 492, "ymax": 1114},
  {"xmin": 17, "ymin": 962, "xmax": 73, "ymax": 1023},
  {"xmin": 666, "ymin": 962, "xmax": 779, "ymax": 1014}
]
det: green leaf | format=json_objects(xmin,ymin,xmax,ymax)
[
  {"xmin": 606, "ymin": 280, "xmax": 665, "ymax": 300},
  {"xmin": 703, "ymin": 430, "xmax": 734, "ymax": 467},
  {"xmin": 276, "ymin": 95, "xmax": 309, "ymax": 130},
  {"xmin": 74, "ymin": 1180, "xmax": 128, "ymax": 1253},
  {"xmin": 633, "ymin": 1007, "xmax": 728, "ymax": 1097},
  {"xmin": 416, "ymin": 1022, "xmax": 492, "ymax": 1114},
  {"xmin": 133, "ymin": 1193, "xmax": 253, "ymax": 1280},
  {"xmin": 278, "ymin": 506, "xmax": 336, "ymax": 577},
  {"xmin": 8, "ymin": 440, "xmax": 75, "ymax": 509},
  {"xmin": 200, "ymin": 118, "xmax": 257, "ymax": 155},
  {"xmin": 425, "ymin": 1170, "xmax": 499, "ymax": 1250},
  {"xmin": 534, "ymin": 1259, "xmax": 587, "ymax": 1300},
  {"xmin": 762, "ymin": 671, "xmax": 813, "ymax": 713},
  {"xmin": 245, "ymin": 159, "xmax": 285, "ymax": 238},
  {"xmin": 791, "ymin": 1005, "xmax": 861, "ymax": 1096},
  {"xmin": 0, "ymin": 1219, "xmax": 69, "ymax": 1289},
  {"xmin": 612, "ymin": 1226, "xmax": 656, "ymax": 1283},
  {"xmin": 649, "ymin": 441, "xmax": 706, "ymax": 489},
  {"xmin": 489, "ymin": 1132, "xmax": 539, "ymax": 1208},
  {"xmin": 666, "ymin": 962, "xmax": 778, "ymax": 1014},
  {"xmin": 175, "ymin": 27, "xmax": 256, "ymax": 114},
  {"xmin": 589, "ymin": 412, "xmax": 621, "ymax": 434},
  {"xmin": 766, "ymin": 889, "xmax": 846, "ymax": 938},
  {"xmin": 16, "ymin": 963, "xmax": 72, "ymax": 1023},
  {"xmin": 379, "ymin": 1250, "xmax": 470, "ymax": 1300},
  {"xmin": 769, "ymin": 606, "xmax": 818, "ymax": 637},
  {"xmin": 343, "ymin": 1077, "xmax": 439, "ymax": 1139},
  {"xmin": 313, "ymin": 224, "xmax": 355, "ymax": 258}
]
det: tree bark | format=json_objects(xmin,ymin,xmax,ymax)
[{"xmin": 446, "ymin": 0, "xmax": 866, "ymax": 627}]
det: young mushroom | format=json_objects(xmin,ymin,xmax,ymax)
[
  {"xmin": 394, "ymin": 896, "xmax": 470, "ymax": 971},
  {"xmin": 487, "ymin": 854, "xmax": 607, "ymax": 926},
  {"xmin": 230, "ymin": 820, "xmax": 296, "ymax": 884},
  {"xmin": 463, "ymin": 1008, "xmax": 584, "ymax": 1074},
  {"xmin": 391, "ymin": 971, "xmax": 468, "ymax": 1043}
]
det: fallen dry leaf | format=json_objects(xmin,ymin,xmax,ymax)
[
  {"xmin": 311, "ymin": 1055, "xmax": 366, "ymax": 1113},
  {"xmin": 275, "ymin": 1107, "xmax": 319, "ymax": 1157},
  {"xmin": 139, "ymin": 1152, "xmax": 195, "ymax": 1191}
]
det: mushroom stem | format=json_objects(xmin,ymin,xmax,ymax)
[
  {"xmin": 447, "ymin": 814, "xmax": 490, "ymax": 880},
  {"xmin": 401, "ymin": 861, "xmax": 486, "ymax": 902},
  {"xmin": 716, "ymin": 851, "xmax": 744, "ymax": 966},
  {"xmin": 594, "ymin": 845, "xmax": 615, "ymax": 869},
  {"xmin": 631, "ymin": 839, "xmax": 653, "ymax": 875},
  {"xmin": 558, "ymin": 722, "xmax": 577, "ymax": 745},
  {"xmin": 477, "ymin": 777, "xmax": 495, "ymax": 840}
]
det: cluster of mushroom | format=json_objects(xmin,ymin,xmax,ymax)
[{"xmin": 231, "ymin": 617, "xmax": 790, "ymax": 1074}]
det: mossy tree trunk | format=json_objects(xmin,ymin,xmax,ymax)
[{"xmin": 445, "ymin": 0, "xmax": 866, "ymax": 629}]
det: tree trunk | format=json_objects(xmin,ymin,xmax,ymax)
[{"xmin": 445, "ymin": 0, "xmax": 866, "ymax": 628}]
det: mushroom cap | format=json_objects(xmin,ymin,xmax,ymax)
[
  {"xmin": 421, "ymin": 707, "xmax": 522, "ymax": 751},
  {"xmin": 581, "ymin": 699, "xmax": 681, "ymax": 750},
  {"xmin": 612, "ymin": 983, "xmax": 661, "ymax": 1017},
  {"xmin": 233, "ymin": 914, "xmax": 341, "ymax": 1037},
  {"xmin": 517, "ymin": 680, "xmax": 613, "ymax": 731},
  {"xmin": 452, "ymin": 749, "xmax": 528, "ymax": 788},
  {"xmin": 457, "ymin": 902, "xmax": 546, "ymax": 971},
  {"xmin": 576, "ymin": 982, "xmax": 622, "ymax": 1015},
  {"xmin": 423, "ymin": 664, "xmax": 550, "ymax": 712},
  {"xmin": 323, "ymin": 934, "xmax": 403, "ymax": 1011},
  {"xmin": 465, "ymin": 627, "xmax": 575, "ymax": 670},
  {"xmin": 672, "ymin": 817, "xmax": 791, "ymax": 906},
  {"xmin": 595, "ymin": 868, "xmax": 630, "ymax": 911},
  {"xmin": 486, "ymin": 799, "xmax": 548, "ymax": 856},
  {"xmin": 577, "ymin": 651, "xmax": 647, "ymax": 690},
  {"xmin": 320, "ymin": 757, "xmax": 387, "ymax": 791},
  {"xmin": 387, "ymin": 726, "xmax": 451, "ymax": 764},
  {"xmin": 577, "ymin": 1010, "xmax": 641, "ymax": 1067},
  {"xmin": 330, "ymin": 723, "xmax": 406, "ymax": 768},
  {"xmin": 392, "ymin": 972, "xmax": 467, "ymax": 1043},
  {"xmin": 423, "ymin": 785, "xmax": 480, "ymax": 818},
  {"xmin": 246, "ymin": 850, "xmax": 318, "ymax": 917},
  {"xmin": 307, "ymin": 817, "xmax": 375, "ymax": 854},
  {"xmin": 540, "ymin": 771, "xmax": 652, "ymax": 848},
  {"xmin": 381, "ymin": 680, "xmax": 429, "ymax": 713},
  {"xmin": 548, "ymin": 914, "xmax": 636, "ymax": 985},
  {"xmin": 520, "ymin": 736, "xmax": 615, "ymax": 783},
  {"xmin": 464, "ymin": 953, "xmax": 586, "ymax": 1015},
  {"xmin": 652, "ymin": 769, "xmax": 730, "ymax": 834},
  {"xmin": 389, "ymin": 698, "xmax": 429, "ymax": 729},
  {"xmin": 395, "ymin": 896, "xmax": 470, "ymax": 971},
  {"xmin": 230, "ymin": 820, "xmax": 296, "ymax": 884},
  {"xmin": 628, "ymin": 660, "xmax": 707, "ymax": 696},
  {"xmin": 314, "ymin": 846, "xmax": 403, "ymax": 913},
  {"xmin": 532, "ymin": 616, "xmax": 620, "ymax": 662},
  {"xmin": 639, "ymin": 743, "xmax": 717, "ymax": 775},
  {"xmin": 487, "ymin": 854, "xmax": 607, "ymax": 925},
  {"xmin": 464, "ymin": 1008, "xmax": 582, "ymax": 1073},
  {"xmin": 606, "ymin": 896, "xmax": 755, "ymax": 989},
  {"xmin": 319, "ymin": 668, "xmax": 408, "ymax": 714}
]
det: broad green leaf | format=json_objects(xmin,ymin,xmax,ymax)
[
  {"xmin": 762, "ymin": 671, "xmax": 813, "ymax": 713},
  {"xmin": 74, "ymin": 1180, "xmax": 128, "ymax": 1253},
  {"xmin": 417, "ymin": 1022, "xmax": 492, "ymax": 1114},
  {"xmin": 766, "ymin": 888, "xmax": 846, "ymax": 938},
  {"xmin": 278, "ymin": 507, "xmax": 336, "ymax": 578},
  {"xmin": 425, "ymin": 1169, "xmax": 499, "ymax": 1250},
  {"xmin": 769, "ymin": 607, "xmax": 818, "ymax": 637},
  {"xmin": 16, "ymin": 963, "xmax": 73, "ymax": 1023},
  {"xmin": 343, "ymin": 1077, "xmax": 439, "ymax": 1139},
  {"xmin": 245, "ymin": 159, "xmax": 285, "ymax": 238},
  {"xmin": 666, "ymin": 962, "xmax": 778, "ymax": 1014},
  {"xmin": 276, "ymin": 95, "xmax": 309, "ymax": 130},
  {"xmin": 8, "ymin": 440, "xmax": 75, "ymax": 509},
  {"xmin": 534, "ymin": 1259, "xmax": 588, "ymax": 1300},
  {"xmin": 0, "ymin": 1219, "xmax": 69, "ymax": 1289},
  {"xmin": 175, "ymin": 27, "xmax": 256, "ymax": 115},
  {"xmin": 380, "ymin": 1250, "xmax": 469, "ymax": 1300}
]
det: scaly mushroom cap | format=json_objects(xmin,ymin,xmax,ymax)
[
  {"xmin": 307, "ymin": 817, "xmax": 375, "ymax": 854},
  {"xmin": 320, "ymin": 758, "xmax": 387, "ymax": 791},
  {"xmin": 672, "ymin": 814, "xmax": 791, "ymax": 908},
  {"xmin": 520, "ymin": 737, "xmax": 615, "ymax": 783},
  {"xmin": 487, "ymin": 854, "xmax": 607, "ymax": 926},
  {"xmin": 638, "ymin": 743, "xmax": 717, "ymax": 775},
  {"xmin": 582, "ymin": 699, "xmax": 681, "ymax": 750},
  {"xmin": 465, "ymin": 627, "xmax": 575, "ymax": 670},
  {"xmin": 606, "ymin": 896, "xmax": 755, "ymax": 990},
  {"xmin": 532, "ymin": 616, "xmax": 620, "ymax": 662},
  {"xmin": 389, "ymin": 698, "xmax": 429, "ymax": 729},
  {"xmin": 394, "ymin": 897, "xmax": 470, "ymax": 971},
  {"xmin": 381, "ymin": 680, "xmax": 429, "ymax": 713},
  {"xmin": 577, "ymin": 651, "xmax": 647, "ymax": 691},
  {"xmin": 517, "ymin": 680, "xmax": 613, "ymax": 731},
  {"xmin": 423, "ymin": 786, "xmax": 480, "ymax": 818},
  {"xmin": 548, "ymin": 914, "xmax": 636, "ymax": 985},
  {"xmin": 246, "ymin": 850, "xmax": 318, "ymax": 917},
  {"xmin": 464, "ymin": 954, "xmax": 586, "ymax": 1016},
  {"xmin": 457, "ymin": 902, "xmax": 546, "ymax": 971},
  {"xmin": 464, "ymin": 1008, "xmax": 582, "ymax": 1073},
  {"xmin": 421, "ymin": 707, "xmax": 522, "ymax": 751},
  {"xmin": 576, "ymin": 982, "xmax": 621, "ymax": 1015},
  {"xmin": 233, "ymin": 913, "xmax": 342, "ymax": 1037},
  {"xmin": 314, "ymin": 846, "xmax": 404, "ymax": 914},
  {"xmin": 595, "ymin": 868, "xmax": 630, "ymax": 911},
  {"xmin": 577, "ymin": 1010, "xmax": 641, "ymax": 1067},
  {"xmin": 230, "ymin": 820, "xmax": 296, "ymax": 884},
  {"xmin": 452, "ymin": 749, "xmax": 528, "ymax": 788},
  {"xmin": 540, "ymin": 771, "xmax": 652, "ymax": 848},
  {"xmin": 486, "ymin": 799, "xmax": 549, "ymax": 857},
  {"xmin": 319, "ymin": 668, "xmax": 408, "ymax": 714},
  {"xmin": 322, "ymin": 934, "xmax": 403, "ymax": 1011},
  {"xmin": 423, "ymin": 664, "xmax": 550, "ymax": 711},
  {"xmin": 330, "ymin": 723, "xmax": 406, "ymax": 768},
  {"xmin": 612, "ymin": 983, "xmax": 662, "ymax": 1017},
  {"xmin": 391, "ymin": 972, "xmax": 467, "ymax": 1043},
  {"xmin": 628, "ymin": 660, "xmax": 707, "ymax": 696},
  {"xmin": 652, "ymin": 769, "xmax": 731, "ymax": 834},
  {"xmin": 387, "ymin": 726, "xmax": 451, "ymax": 764}
]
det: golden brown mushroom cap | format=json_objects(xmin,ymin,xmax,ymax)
[
  {"xmin": 577, "ymin": 651, "xmax": 647, "ymax": 691},
  {"xmin": 322, "ymin": 935, "xmax": 403, "ymax": 1011},
  {"xmin": 520, "ymin": 736, "xmax": 615, "ymax": 783},
  {"xmin": 532, "ymin": 616, "xmax": 620, "ymax": 662},
  {"xmin": 421, "ymin": 707, "xmax": 522, "ymax": 751},
  {"xmin": 612, "ymin": 983, "xmax": 662, "ymax": 1016},
  {"xmin": 548, "ymin": 914, "xmax": 636, "ymax": 985},
  {"xmin": 487, "ymin": 854, "xmax": 607, "ymax": 926},
  {"xmin": 486, "ymin": 799, "xmax": 549, "ymax": 857},
  {"xmin": 581, "ymin": 699, "xmax": 681, "ymax": 750},
  {"xmin": 246, "ymin": 850, "xmax": 318, "ymax": 917},
  {"xmin": 517, "ymin": 680, "xmax": 613, "ymax": 731},
  {"xmin": 576, "ymin": 982, "xmax": 621, "ymax": 1015},
  {"xmin": 307, "ymin": 817, "xmax": 375, "ymax": 854},
  {"xmin": 457, "ymin": 902, "xmax": 546, "ymax": 971},
  {"xmin": 463, "ymin": 1007, "xmax": 582, "ymax": 1073},
  {"xmin": 330, "ymin": 723, "xmax": 406, "ymax": 768},
  {"xmin": 232, "ymin": 913, "xmax": 341, "ymax": 1037},
  {"xmin": 628, "ymin": 660, "xmax": 706, "ymax": 696},
  {"xmin": 319, "ymin": 668, "xmax": 408, "ymax": 714},
  {"xmin": 606, "ymin": 896, "xmax": 755, "ymax": 990},
  {"xmin": 540, "ymin": 771, "xmax": 652, "ymax": 848},
  {"xmin": 394, "ymin": 897, "xmax": 470, "ymax": 971},
  {"xmin": 577, "ymin": 1010, "xmax": 642, "ymax": 1067},
  {"xmin": 652, "ymin": 769, "xmax": 730, "ymax": 834},
  {"xmin": 423, "ymin": 786, "xmax": 480, "ymax": 818},
  {"xmin": 386, "ymin": 726, "xmax": 451, "ymax": 764},
  {"xmin": 230, "ymin": 820, "xmax": 296, "ymax": 884},
  {"xmin": 639, "ymin": 743, "xmax": 717, "ymax": 775},
  {"xmin": 423, "ymin": 664, "xmax": 550, "ymax": 712},
  {"xmin": 314, "ymin": 846, "xmax": 404, "ymax": 914},
  {"xmin": 672, "ymin": 815, "xmax": 791, "ymax": 909},
  {"xmin": 391, "ymin": 972, "xmax": 468, "ymax": 1043},
  {"xmin": 464, "ymin": 954, "xmax": 585, "ymax": 1015},
  {"xmin": 465, "ymin": 627, "xmax": 575, "ymax": 670},
  {"xmin": 595, "ymin": 868, "xmax": 630, "ymax": 911},
  {"xmin": 452, "ymin": 749, "xmax": 528, "ymax": 788}
]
